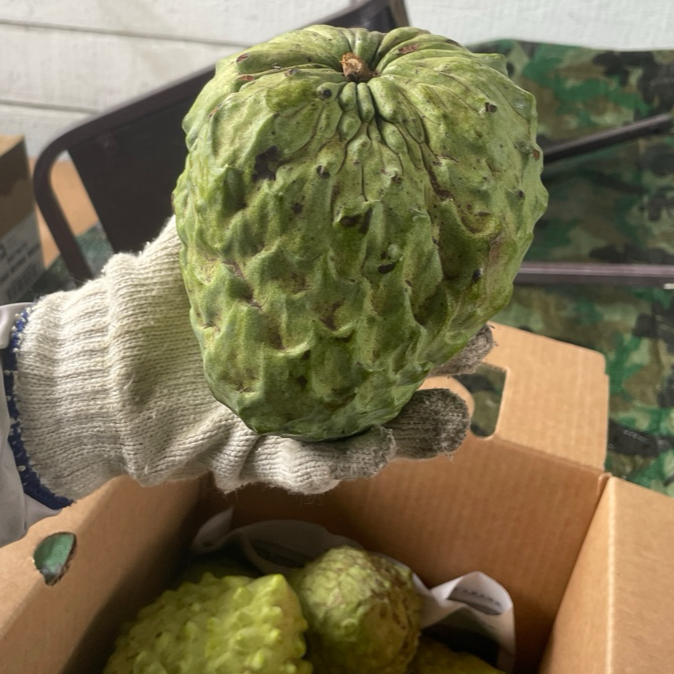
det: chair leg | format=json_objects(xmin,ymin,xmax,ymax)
[
  {"xmin": 516, "ymin": 261, "xmax": 674, "ymax": 288},
  {"xmin": 543, "ymin": 113, "xmax": 672, "ymax": 164}
]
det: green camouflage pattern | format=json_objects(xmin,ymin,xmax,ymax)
[
  {"xmin": 29, "ymin": 40, "xmax": 674, "ymax": 493},
  {"xmin": 456, "ymin": 364, "xmax": 506, "ymax": 438},
  {"xmin": 471, "ymin": 40, "xmax": 674, "ymax": 492}
]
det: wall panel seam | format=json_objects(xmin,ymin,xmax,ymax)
[
  {"xmin": 0, "ymin": 99, "xmax": 98, "ymax": 115},
  {"xmin": 0, "ymin": 18, "xmax": 248, "ymax": 48}
]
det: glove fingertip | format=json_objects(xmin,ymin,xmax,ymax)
[
  {"xmin": 430, "ymin": 323, "xmax": 495, "ymax": 377},
  {"xmin": 386, "ymin": 388, "xmax": 470, "ymax": 459}
]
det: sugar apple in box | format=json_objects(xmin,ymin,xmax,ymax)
[
  {"xmin": 174, "ymin": 25, "xmax": 548, "ymax": 441},
  {"xmin": 289, "ymin": 545, "xmax": 423, "ymax": 674},
  {"xmin": 407, "ymin": 635, "xmax": 506, "ymax": 673},
  {"xmin": 102, "ymin": 573, "xmax": 311, "ymax": 674}
]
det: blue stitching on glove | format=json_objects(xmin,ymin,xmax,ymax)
[{"xmin": 3, "ymin": 307, "xmax": 73, "ymax": 510}]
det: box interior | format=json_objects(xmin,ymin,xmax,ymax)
[{"xmin": 0, "ymin": 324, "xmax": 614, "ymax": 674}]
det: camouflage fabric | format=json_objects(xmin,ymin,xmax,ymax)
[
  {"xmin": 471, "ymin": 40, "xmax": 674, "ymax": 493},
  {"xmin": 28, "ymin": 41, "xmax": 674, "ymax": 493}
]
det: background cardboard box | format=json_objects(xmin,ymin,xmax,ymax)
[
  {"xmin": 2, "ymin": 324, "xmax": 666, "ymax": 674},
  {"xmin": 541, "ymin": 476, "xmax": 674, "ymax": 672},
  {"xmin": 0, "ymin": 136, "xmax": 44, "ymax": 304}
]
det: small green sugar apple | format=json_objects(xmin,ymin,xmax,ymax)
[
  {"xmin": 289, "ymin": 545, "xmax": 423, "ymax": 674},
  {"xmin": 174, "ymin": 24, "xmax": 548, "ymax": 441},
  {"xmin": 103, "ymin": 573, "xmax": 311, "ymax": 674},
  {"xmin": 407, "ymin": 636, "xmax": 505, "ymax": 674},
  {"xmin": 173, "ymin": 549, "xmax": 259, "ymax": 586}
]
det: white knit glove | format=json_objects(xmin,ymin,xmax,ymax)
[{"xmin": 6, "ymin": 218, "xmax": 491, "ymax": 508}]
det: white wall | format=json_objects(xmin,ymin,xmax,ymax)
[
  {"xmin": 2, "ymin": 0, "xmax": 673, "ymax": 156},
  {"xmin": 411, "ymin": 0, "xmax": 674, "ymax": 52}
]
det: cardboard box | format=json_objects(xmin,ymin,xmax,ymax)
[
  {"xmin": 1, "ymin": 323, "xmax": 669, "ymax": 673},
  {"xmin": 0, "ymin": 136, "xmax": 44, "ymax": 304}
]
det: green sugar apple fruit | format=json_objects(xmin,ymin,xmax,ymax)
[
  {"xmin": 288, "ymin": 545, "xmax": 423, "ymax": 674},
  {"xmin": 103, "ymin": 573, "xmax": 311, "ymax": 674},
  {"xmin": 174, "ymin": 25, "xmax": 548, "ymax": 441},
  {"xmin": 406, "ymin": 636, "xmax": 506, "ymax": 673}
]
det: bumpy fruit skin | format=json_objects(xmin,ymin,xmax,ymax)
[
  {"xmin": 289, "ymin": 545, "xmax": 423, "ymax": 674},
  {"xmin": 174, "ymin": 25, "xmax": 548, "ymax": 441},
  {"xmin": 407, "ymin": 636, "xmax": 505, "ymax": 673},
  {"xmin": 103, "ymin": 573, "xmax": 311, "ymax": 674},
  {"xmin": 173, "ymin": 549, "xmax": 259, "ymax": 587}
]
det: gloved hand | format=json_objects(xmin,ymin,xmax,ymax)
[{"xmin": 6, "ymin": 217, "xmax": 492, "ymax": 508}]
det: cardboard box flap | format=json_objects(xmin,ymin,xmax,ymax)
[
  {"xmin": 0, "ymin": 136, "xmax": 23, "ymax": 157},
  {"xmin": 540, "ymin": 477, "xmax": 674, "ymax": 673},
  {"xmin": 0, "ymin": 135, "xmax": 44, "ymax": 303},
  {"xmin": 0, "ymin": 448, "xmax": 607, "ymax": 674},
  {"xmin": 0, "ymin": 136, "xmax": 34, "ymax": 237},
  {"xmin": 0, "ymin": 479, "xmax": 201, "ymax": 674},
  {"xmin": 426, "ymin": 323, "xmax": 608, "ymax": 470}
]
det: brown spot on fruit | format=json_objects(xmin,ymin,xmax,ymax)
[
  {"xmin": 267, "ymin": 326, "xmax": 284, "ymax": 351},
  {"xmin": 428, "ymin": 172, "xmax": 452, "ymax": 200},
  {"xmin": 244, "ymin": 293, "xmax": 261, "ymax": 310},
  {"xmin": 224, "ymin": 259, "xmax": 245, "ymax": 279},
  {"xmin": 360, "ymin": 208, "xmax": 373, "ymax": 234},
  {"xmin": 253, "ymin": 146, "xmax": 281, "ymax": 182},
  {"xmin": 331, "ymin": 183, "xmax": 341, "ymax": 206},
  {"xmin": 337, "ymin": 208, "xmax": 372, "ymax": 233},
  {"xmin": 321, "ymin": 301, "xmax": 343, "ymax": 331}
]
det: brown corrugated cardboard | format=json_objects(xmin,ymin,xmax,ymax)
[
  {"xmin": 0, "ymin": 136, "xmax": 44, "ymax": 303},
  {"xmin": 540, "ymin": 477, "xmax": 674, "ymax": 673},
  {"xmin": 30, "ymin": 160, "xmax": 99, "ymax": 268},
  {"xmin": 0, "ymin": 479, "xmax": 200, "ymax": 674},
  {"xmin": 0, "ymin": 323, "xmax": 639, "ymax": 674}
]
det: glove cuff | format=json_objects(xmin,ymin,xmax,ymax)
[
  {"xmin": 3, "ymin": 307, "xmax": 73, "ymax": 508},
  {"xmin": 11, "ymin": 270, "xmax": 126, "ymax": 498},
  {"xmin": 11, "ymin": 219, "xmax": 205, "ymax": 499}
]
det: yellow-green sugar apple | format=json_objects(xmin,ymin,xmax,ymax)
[
  {"xmin": 102, "ymin": 573, "xmax": 311, "ymax": 674},
  {"xmin": 289, "ymin": 545, "xmax": 423, "ymax": 674},
  {"xmin": 174, "ymin": 25, "xmax": 548, "ymax": 441},
  {"xmin": 407, "ymin": 635, "xmax": 506, "ymax": 673}
]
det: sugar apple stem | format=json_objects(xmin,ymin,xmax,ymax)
[{"xmin": 340, "ymin": 52, "xmax": 377, "ymax": 82}]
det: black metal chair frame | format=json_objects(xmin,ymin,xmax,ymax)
[
  {"xmin": 32, "ymin": 0, "xmax": 674, "ymax": 289},
  {"xmin": 523, "ymin": 113, "xmax": 674, "ymax": 287},
  {"xmin": 32, "ymin": 64, "xmax": 214, "ymax": 282}
]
